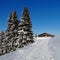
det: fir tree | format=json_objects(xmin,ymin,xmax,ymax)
[
  {"xmin": 18, "ymin": 7, "xmax": 34, "ymax": 46},
  {"xmin": 0, "ymin": 31, "xmax": 7, "ymax": 55},
  {"xmin": 6, "ymin": 11, "xmax": 19, "ymax": 52},
  {"xmin": 7, "ymin": 11, "xmax": 18, "ymax": 31}
]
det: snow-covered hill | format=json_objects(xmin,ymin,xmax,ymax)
[{"xmin": 0, "ymin": 35, "xmax": 60, "ymax": 60}]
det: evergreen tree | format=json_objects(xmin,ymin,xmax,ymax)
[
  {"xmin": 7, "ymin": 11, "xmax": 18, "ymax": 31},
  {"xmin": 6, "ymin": 11, "xmax": 19, "ymax": 52},
  {"xmin": 18, "ymin": 7, "xmax": 34, "ymax": 46},
  {"xmin": 0, "ymin": 31, "xmax": 7, "ymax": 55}
]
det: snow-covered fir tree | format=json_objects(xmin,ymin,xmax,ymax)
[
  {"xmin": 6, "ymin": 11, "xmax": 19, "ymax": 51},
  {"xmin": 0, "ymin": 31, "xmax": 7, "ymax": 55},
  {"xmin": 7, "ymin": 11, "xmax": 19, "ymax": 31},
  {"xmin": 18, "ymin": 7, "xmax": 34, "ymax": 46}
]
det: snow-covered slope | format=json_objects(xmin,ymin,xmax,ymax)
[
  {"xmin": 0, "ymin": 35, "xmax": 60, "ymax": 60},
  {"xmin": 49, "ymin": 35, "xmax": 60, "ymax": 60}
]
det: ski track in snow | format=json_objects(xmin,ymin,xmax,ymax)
[{"xmin": 0, "ymin": 36, "xmax": 60, "ymax": 60}]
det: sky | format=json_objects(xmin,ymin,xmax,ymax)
[{"xmin": 0, "ymin": 0, "xmax": 60, "ymax": 34}]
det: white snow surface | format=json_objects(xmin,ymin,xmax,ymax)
[{"xmin": 0, "ymin": 35, "xmax": 60, "ymax": 60}]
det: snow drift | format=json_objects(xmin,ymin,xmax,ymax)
[{"xmin": 0, "ymin": 35, "xmax": 60, "ymax": 60}]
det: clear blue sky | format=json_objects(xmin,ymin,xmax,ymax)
[{"xmin": 0, "ymin": 0, "xmax": 60, "ymax": 34}]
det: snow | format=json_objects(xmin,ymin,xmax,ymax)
[
  {"xmin": 48, "ymin": 35, "xmax": 60, "ymax": 60},
  {"xmin": 0, "ymin": 35, "xmax": 60, "ymax": 60}
]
